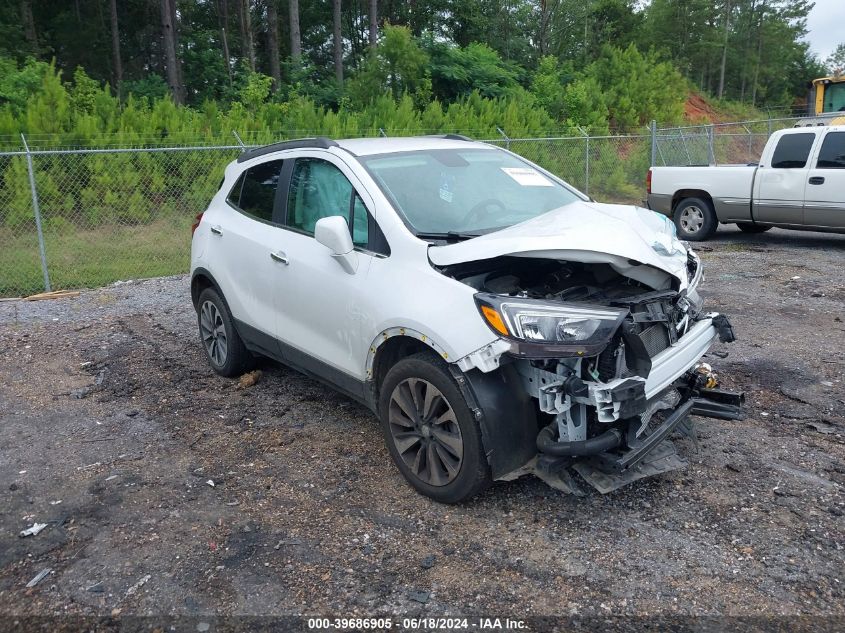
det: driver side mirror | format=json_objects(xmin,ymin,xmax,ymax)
[{"xmin": 314, "ymin": 215, "xmax": 358, "ymax": 274}]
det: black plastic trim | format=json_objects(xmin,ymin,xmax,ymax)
[
  {"xmin": 190, "ymin": 267, "xmax": 225, "ymax": 308},
  {"xmin": 617, "ymin": 399, "xmax": 694, "ymax": 470},
  {"xmin": 237, "ymin": 137, "xmax": 339, "ymax": 163},
  {"xmin": 426, "ymin": 133, "xmax": 474, "ymax": 141},
  {"xmin": 453, "ymin": 364, "xmax": 540, "ymax": 479},
  {"xmin": 234, "ymin": 318, "xmax": 373, "ymax": 410}
]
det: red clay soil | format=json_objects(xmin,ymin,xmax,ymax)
[{"xmin": 685, "ymin": 93, "xmax": 719, "ymax": 123}]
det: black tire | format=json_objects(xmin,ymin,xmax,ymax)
[
  {"xmin": 378, "ymin": 352, "xmax": 491, "ymax": 503},
  {"xmin": 196, "ymin": 287, "xmax": 255, "ymax": 377},
  {"xmin": 673, "ymin": 196, "xmax": 717, "ymax": 241},
  {"xmin": 736, "ymin": 222, "xmax": 772, "ymax": 234}
]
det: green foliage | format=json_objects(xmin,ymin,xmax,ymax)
[
  {"xmin": 0, "ymin": 57, "xmax": 52, "ymax": 115},
  {"xmin": 561, "ymin": 77, "xmax": 610, "ymax": 133},
  {"xmin": 825, "ymin": 44, "xmax": 845, "ymax": 74},
  {"xmin": 530, "ymin": 57, "xmax": 568, "ymax": 121},
  {"xmin": 345, "ymin": 24, "xmax": 431, "ymax": 107},
  {"xmin": 582, "ymin": 45, "xmax": 686, "ymax": 129},
  {"xmin": 426, "ymin": 41, "xmax": 522, "ymax": 101},
  {"xmin": 119, "ymin": 76, "xmax": 170, "ymax": 103},
  {"xmin": 238, "ymin": 71, "xmax": 274, "ymax": 110}
]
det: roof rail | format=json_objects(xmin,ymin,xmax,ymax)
[
  {"xmin": 425, "ymin": 133, "xmax": 474, "ymax": 141},
  {"xmin": 237, "ymin": 137, "xmax": 338, "ymax": 163}
]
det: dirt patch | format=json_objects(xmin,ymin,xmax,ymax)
[
  {"xmin": 1, "ymin": 227, "xmax": 844, "ymax": 620},
  {"xmin": 685, "ymin": 93, "xmax": 720, "ymax": 124}
]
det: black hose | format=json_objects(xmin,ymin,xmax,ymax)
[{"xmin": 536, "ymin": 423, "xmax": 623, "ymax": 457}]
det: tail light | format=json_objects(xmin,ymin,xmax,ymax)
[
  {"xmin": 646, "ymin": 168, "xmax": 652, "ymax": 195},
  {"xmin": 191, "ymin": 212, "xmax": 204, "ymax": 236}
]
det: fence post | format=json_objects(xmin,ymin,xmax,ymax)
[
  {"xmin": 650, "ymin": 120, "xmax": 657, "ymax": 167},
  {"xmin": 578, "ymin": 126, "xmax": 590, "ymax": 196},
  {"xmin": 496, "ymin": 126, "xmax": 510, "ymax": 150},
  {"xmin": 708, "ymin": 124, "xmax": 716, "ymax": 165},
  {"xmin": 21, "ymin": 134, "xmax": 51, "ymax": 293},
  {"xmin": 232, "ymin": 130, "xmax": 246, "ymax": 150},
  {"xmin": 378, "ymin": 127, "xmax": 387, "ymax": 137}
]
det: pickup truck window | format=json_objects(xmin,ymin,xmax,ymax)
[
  {"xmin": 817, "ymin": 132, "xmax": 845, "ymax": 169},
  {"xmin": 770, "ymin": 133, "xmax": 815, "ymax": 169}
]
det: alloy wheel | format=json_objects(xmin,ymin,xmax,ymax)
[
  {"xmin": 680, "ymin": 205, "xmax": 705, "ymax": 233},
  {"xmin": 388, "ymin": 378, "xmax": 464, "ymax": 487},
  {"xmin": 200, "ymin": 300, "xmax": 228, "ymax": 367}
]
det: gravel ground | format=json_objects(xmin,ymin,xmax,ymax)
[{"xmin": 1, "ymin": 226, "xmax": 844, "ymax": 627}]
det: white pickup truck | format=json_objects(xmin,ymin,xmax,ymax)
[{"xmin": 646, "ymin": 125, "xmax": 845, "ymax": 240}]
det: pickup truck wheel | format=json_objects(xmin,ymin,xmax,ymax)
[
  {"xmin": 673, "ymin": 197, "xmax": 717, "ymax": 241},
  {"xmin": 378, "ymin": 352, "xmax": 491, "ymax": 503},
  {"xmin": 736, "ymin": 222, "xmax": 772, "ymax": 234}
]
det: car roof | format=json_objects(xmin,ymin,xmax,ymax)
[{"xmin": 334, "ymin": 136, "xmax": 494, "ymax": 157}]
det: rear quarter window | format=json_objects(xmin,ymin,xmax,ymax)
[{"xmin": 226, "ymin": 160, "xmax": 285, "ymax": 222}]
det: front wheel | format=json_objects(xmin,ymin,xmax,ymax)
[
  {"xmin": 378, "ymin": 352, "xmax": 491, "ymax": 503},
  {"xmin": 673, "ymin": 197, "xmax": 717, "ymax": 241},
  {"xmin": 736, "ymin": 222, "xmax": 771, "ymax": 234}
]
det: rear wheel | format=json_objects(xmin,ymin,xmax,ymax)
[
  {"xmin": 673, "ymin": 197, "xmax": 717, "ymax": 241},
  {"xmin": 378, "ymin": 352, "xmax": 491, "ymax": 503},
  {"xmin": 736, "ymin": 222, "xmax": 771, "ymax": 234},
  {"xmin": 197, "ymin": 287, "xmax": 254, "ymax": 377}
]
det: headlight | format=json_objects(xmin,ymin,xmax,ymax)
[
  {"xmin": 686, "ymin": 249, "xmax": 704, "ymax": 293},
  {"xmin": 475, "ymin": 293, "xmax": 627, "ymax": 357}
]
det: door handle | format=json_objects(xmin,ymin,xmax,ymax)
[
  {"xmin": 809, "ymin": 176, "xmax": 825, "ymax": 185},
  {"xmin": 270, "ymin": 251, "xmax": 289, "ymax": 265},
  {"xmin": 210, "ymin": 225, "xmax": 223, "ymax": 235}
]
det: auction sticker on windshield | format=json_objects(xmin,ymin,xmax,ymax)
[{"xmin": 501, "ymin": 167, "xmax": 553, "ymax": 186}]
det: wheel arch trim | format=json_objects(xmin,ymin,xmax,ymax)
[
  {"xmin": 365, "ymin": 327, "xmax": 451, "ymax": 380},
  {"xmin": 190, "ymin": 267, "xmax": 225, "ymax": 309}
]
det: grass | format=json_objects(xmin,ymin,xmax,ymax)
[{"xmin": 0, "ymin": 215, "xmax": 192, "ymax": 297}]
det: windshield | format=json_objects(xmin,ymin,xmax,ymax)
[
  {"xmin": 359, "ymin": 148, "xmax": 583, "ymax": 236},
  {"xmin": 823, "ymin": 82, "xmax": 845, "ymax": 113}
]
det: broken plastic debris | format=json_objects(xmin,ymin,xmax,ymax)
[
  {"xmin": 19, "ymin": 523, "xmax": 48, "ymax": 537},
  {"xmin": 206, "ymin": 479, "xmax": 215, "ymax": 487},
  {"xmin": 124, "ymin": 574, "xmax": 151, "ymax": 598},
  {"xmin": 49, "ymin": 500, "xmax": 62, "ymax": 505},
  {"xmin": 25, "ymin": 568, "xmax": 51, "ymax": 588}
]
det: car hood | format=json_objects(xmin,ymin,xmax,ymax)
[{"xmin": 428, "ymin": 201, "xmax": 691, "ymax": 290}]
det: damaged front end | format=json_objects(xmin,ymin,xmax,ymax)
[{"xmin": 446, "ymin": 253, "xmax": 743, "ymax": 495}]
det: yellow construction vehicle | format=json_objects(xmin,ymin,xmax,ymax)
[{"xmin": 803, "ymin": 73, "xmax": 845, "ymax": 125}]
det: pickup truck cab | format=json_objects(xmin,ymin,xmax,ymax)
[{"xmin": 647, "ymin": 125, "xmax": 845, "ymax": 240}]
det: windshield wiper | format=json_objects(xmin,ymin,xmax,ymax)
[{"xmin": 415, "ymin": 231, "xmax": 479, "ymax": 242}]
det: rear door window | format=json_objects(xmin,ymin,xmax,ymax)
[
  {"xmin": 227, "ymin": 159, "xmax": 285, "ymax": 222},
  {"xmin": 770, "ymin": 133, "xmax": 815, "ymax": 169},
  {"xmin": 817, "ymin": 132, "xmax": 845, "ymax": 169}
]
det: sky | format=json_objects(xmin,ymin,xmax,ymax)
[{"xmin": 805, "ymin": 0, "xmax": 845, "ymax": 63}]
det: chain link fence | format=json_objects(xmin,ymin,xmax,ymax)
[
  {"xmin": 0, "ymin": 116, "xmax": 799, "ymax": 297},
  {"xmin": 652, "ymin": 115, "xmax": 813, "ymax": 167}
]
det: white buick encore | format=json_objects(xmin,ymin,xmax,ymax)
[{"xmin": 190, "ymin": 135, "xmax": 742, "ymax": 503}]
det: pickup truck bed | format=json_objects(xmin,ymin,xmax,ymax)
[{"xmin": 646, "ymin": 125, "xmax": 845, "ymax": 241}]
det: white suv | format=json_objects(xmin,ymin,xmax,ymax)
[{"xmin": 190, "ymin": 136, "xmax": 741, "ymax": 503}]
